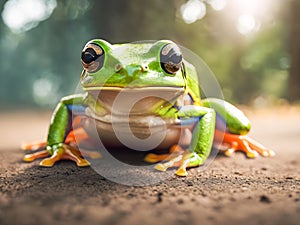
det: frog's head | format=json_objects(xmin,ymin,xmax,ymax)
[
  {"xmin": 80, "ymin": 39, "xmax": 187, "ymax": 88},
  {"xmin": 80, "ymin": 39, "xmax": 187, "ymax": 113}
]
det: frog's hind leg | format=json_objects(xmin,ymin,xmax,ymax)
[
  {"xmin": 215, "ymin": 130, "xmax": 275, "ymax": 158},
  {"xmin": 203, "ymin": 98, "xmax": 275, "ymax": 158}
]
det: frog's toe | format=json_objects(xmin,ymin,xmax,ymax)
[
  {"xmin": 264, "ymin": 149, "xmax": 275, "ymax": 157},
  {"xmin": 39, "ymin": 151, "xmax": 63, "ymax": 167},
  {"xmin": 23, "ymin": 150, "xmax": 49, "ymax": 162},
  {"xmin": 154, "ymin": 154, "xmax": 183, "ymax": 172},
  {"xmin": 247, "ymin": 139, "xmax": 275, "ymax": 157},
  {"xmin": 62, "ymin": 146, "xmax": 91, "ymax": 167},
  {"xmin": 40, "ymin": 158, "xmax": 55, "ymax": 167},
  {"xmin": 175, "ymin": 167, "xmax": 188, "ymax": 177},
  {"xmin": 76, "ymin": 159, "xmax": 90, "ymax": 167},
  {"xmin": 245, "ymin": 149, "xmax": 259, "ymax": 158},
  {"xmin": 176, "ymin": 152, "xmax": 203, "ymax": 176},
  {"xmin": 224, "ymin": 148, "xmax": 235, "ymax": 157}
]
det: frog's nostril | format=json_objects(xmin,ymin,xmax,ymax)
[{"xmin": 115, "ymin": 63, "xmax": 123, "ymax": 72}]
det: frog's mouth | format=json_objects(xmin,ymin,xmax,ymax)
[{"xmin": 84, "ymin": 86, "xmax": 185, "ymax": 115}]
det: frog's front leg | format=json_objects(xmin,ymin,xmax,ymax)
[
  {"xmin": 151, "ymin": 106, "xmax": 216, "ymax": 176},
  {"xmin": 203, "ymin": 98, "xmax": 275, "ymax": 158},
  {"xmin": 23, "ymin": 94, "xmax": 94, "ymax": 167}
]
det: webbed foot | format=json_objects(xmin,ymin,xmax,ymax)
[
  {"xmin": 145, "ymin": 145, "xmax": 204, "ymax": 176},
  {"xmin": 155, "ymin": 151, "xmax": 203, "ymax": 176},
  {"xmin": 23, "ymin": 141, "xmax": 101, "ymax": 167},
  {"xmin": 22, "ymin": 127, "xmax": 101, "ymax": 167},
  {"xmin": 215, "ymin": 130, "xmax": 275, "ymax": 158}
]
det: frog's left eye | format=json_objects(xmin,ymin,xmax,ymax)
[
  {"xmin": 81, "ymin": 43, "xmax": 104, "ymax": 73},
  {"xmin": 160, "ymin": 43, "xmax": 183, "ymax": 74}
]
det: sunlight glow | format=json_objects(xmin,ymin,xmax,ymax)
[
  {"xmin": 2, "ymin": 0, "xmax": 57, "ymax": 33},
  {"xmin": 236, "ymin": 14, "xmax": 257, "ymax": 35},
  {"xmin": 208, "ymin": 0, "xmax": 227, "ymax": 11},
  {"xmin": 230, "ymin": 0, "xmax": 272, "ymax": 15},
  {"xmin": 226, "ymin": 0, "xmax": 275, "ymax": 35},
  {"xmin": 180, "ymin": 0, "xmax": 206, "ymax": 24}
]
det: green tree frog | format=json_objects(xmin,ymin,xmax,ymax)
[{"xmin": 22, "ymin": 39, "xmax": 274, "ymax": 176}]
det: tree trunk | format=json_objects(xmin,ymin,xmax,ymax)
[{"xmin": 289, "ymin": 0, "xmax": 300, "ymax": 101}]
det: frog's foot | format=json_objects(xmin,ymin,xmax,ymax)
[
  {"xmin": 40, "ymin": 144, "xmax": 91, "ymax": 167},
  {"xmin": 24, "ymin": 144, "xmax": 101, "ymax": 167},
  {"xmin": 22, "ymin": 128, "xmax": 100, "ymax": 166},
  {"xmin": 154, "ymin": 150, "xmax": 204, "ymax": 177},
  {"xmin": 215, "ymin": 130, "xmax": 275, "ymax": 158}
]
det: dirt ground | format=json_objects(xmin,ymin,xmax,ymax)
[{"xmin": 0, "ymin": 106, "xmax": 299, "ymax": 225}]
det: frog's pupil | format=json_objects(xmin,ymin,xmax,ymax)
[{"xmin": 82, "ymin": 48, "xmax": 97, "ymax": 64}]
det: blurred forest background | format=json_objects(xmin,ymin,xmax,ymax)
[{"xmin": 0, "ymin": 0, "xmax": 299, "ymax": 109}]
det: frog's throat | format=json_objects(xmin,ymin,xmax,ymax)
[{"xmin": 84, "ymin": 86, "xmax": 185, "ymax": 116}]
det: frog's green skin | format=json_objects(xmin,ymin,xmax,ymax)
[{"xmin": 23, "ymin": 39, "xmax": 274, "ymax": 176}]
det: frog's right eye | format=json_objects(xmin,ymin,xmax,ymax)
[
  {"xmin": 81, "ymin": 43, "xmax": 104, "ymax": 73},
  {"xmin": 160, "ymin": 43, "xmax": 182, "ymax": 75}
]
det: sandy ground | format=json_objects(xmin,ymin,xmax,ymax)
[{"xmin": 0, "ymin": 106, "xmax": 299, "ymax": 225}]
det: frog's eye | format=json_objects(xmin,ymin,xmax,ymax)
[
  {"xmin": 160, "ymin": 43, "xmax": 183, "ymax": 74},
  {"xmin": 81, "ymin": 43, "xmax": 104, "ymax": 73}
]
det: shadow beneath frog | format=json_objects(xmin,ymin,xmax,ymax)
[{"xmin": 8, "ymin": 145, "xmax": 220, "ymax": 200}]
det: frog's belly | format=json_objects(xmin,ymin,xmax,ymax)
[{"xmin": 82, "ymin": 116, "xmax": 194, "ymax": 150}]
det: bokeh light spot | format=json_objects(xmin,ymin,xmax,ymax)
[
  {"xmin": 208, "ymin": 0, "xmax": 227, "ymax": 11},
  {"xmin": 180, "ymin": 0, "xmax": 207, "ymax": 24},
  {"xmin": 236, "ymin": 14, "xmax": 257, "ymax": 35},
  {"xmin": 2, "ymin": 0, "xmax": 57, "ymax": 33},
  {"xmin": 32, "ymin": 77, "xmax": 60, "ymax": 106}
]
